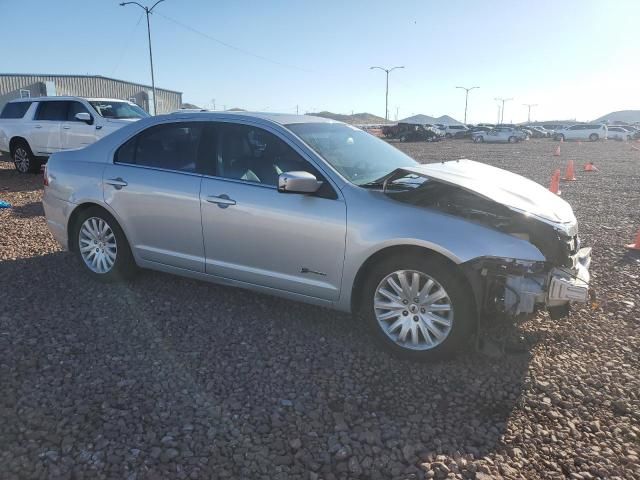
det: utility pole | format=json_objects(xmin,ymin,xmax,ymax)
[
  {"xmin": 120, "ymin": 0, "xmax": 166, "ymax": 115},
  {"xmin": 494, "ymin": 97, "xmax": 513, "ymax": 124},
  {"xmin": 522, "ymin": 103, "xmax": 538, "ymax": 123},
  {"xmin": 370, "ymin": 65, "xmax": 404, "ymax": 121},
  {"xmin": 296, "ymin": 105, "xmax": 299, "ymax": 115},
  {"xmin": 211, "ymin": 98, "xmax": 216, "ymax": 111},
  {"xmin": 455, "ymin": 86, "xmax": 479, "ymax": 124},
  {"xmin": 395, "ymin": 106, "xmax": 399, "ymax": 121}
]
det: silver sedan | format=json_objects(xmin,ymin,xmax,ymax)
[{"xmin": 43, "ymin": 112, "xmax": 592, "ymax": 359}]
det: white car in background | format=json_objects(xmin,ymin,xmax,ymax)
[
  {"xmin": 0, "ymin": 96, "xmax": 149, "ymax": 173},
  {"xmin": 472, "ymin": 127, "xmax": 522, "ymax": 143},
  {"xmin": 553, "ymin": 124, "xmax": 607, "ymax": 142},
  {"xmin": 443, "ymin": 124, "xmax": 468, "ymax": 138},
  {"xmin": 606, "ymin": 126, "xmax": 633, "ymax": 141}
]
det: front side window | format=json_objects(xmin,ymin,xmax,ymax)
[
  {"xmin": 89, "ymin": 101, "xmax": 149, "ymax": 119},
  {"xmin": 115, "ymin": 122, "xmax": 205, "ymax": 172},
  {"xmin": 287, "ymin": 122, "xmax": 418, "ymax": 185},
  {"xmin": 217, "ymin": 124, "xmax": 310, "ymax": 186},
  {"xmin": 35, "ymin": 101, "xmax": 69, "ymax": 121},
  {"xmin": 67, "ymin": 101, "xmax": 90, "ymax": 122},
  {"xmin": 0, "ymin": 101, "xmax": 32, "ymax": 119}
]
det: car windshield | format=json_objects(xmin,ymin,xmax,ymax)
[
  {"xmin": 89, "ymin": 101, "xmax": 149, "ymax": 119},
  {"xmin": 287, "ymin": 122, "xmax": 418, "ymax": 185}
]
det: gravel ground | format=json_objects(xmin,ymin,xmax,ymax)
[{"xmin": 0, "ymin": 139, "xmax": 638, "ymax": 480}]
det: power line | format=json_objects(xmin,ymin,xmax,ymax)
[
  {"xmin": 156, "ymin": 12, "xmax": 312, "ymax": 73},
  {"xmin": 111, "ymin": 12, "xmax": 144, "ymax": 75}
]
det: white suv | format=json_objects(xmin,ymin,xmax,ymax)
[
  {"xmin": 553, "ymin": 124, "xmax": 607, "ymax": 142},
  {"xmin": 0, "ymin": 96, "xmax": 149, "ymax": 173},
  {"xmin": 443, "ymin": 124, "xmax": 468, "ymax": 138}
]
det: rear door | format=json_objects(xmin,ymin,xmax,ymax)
[
  {"xmin": 103, "ymin": 121, "xmax": 208, "ymax": 272},
  {"xmin": 61, "ymin": 101, "xmax": 99, "ymax": 149},
  {"xmin": 31, "ymin": 100, "xmax": 66, "ymax": 154}
]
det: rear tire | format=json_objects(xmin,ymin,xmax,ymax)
[
  {"xmin": 73, "ymin": 207, "xmax": 136, "ymax": 282},
  {"xmin": 508, "ymin": 136, "xmax": 517, "ymax": 143},
  {"xmin": 555, "ymin": 134, "xmax": 565, "ymax": 142},
  {"xmin": 12, "ymin": 140, "xmax": 40, "ymax": 174},
  {"xmin": 361, "ymin": 254, "xmax": 475, "ymax": 360},
  {"xmin": 589, "ymin": 133, "xmax": 598, "ymax": 142},
  {"xmin": 474, "ymin": 136, "xmax": 484, "ymax": 143}
]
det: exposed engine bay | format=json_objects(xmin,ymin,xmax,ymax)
[{"xmin": 384, "ymin": 167, "xmax": 592, "ymax": 319}]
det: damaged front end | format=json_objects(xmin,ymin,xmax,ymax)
[{"xmin": 385, "ymin": 160, "xmax": 593, "ymax": 319}]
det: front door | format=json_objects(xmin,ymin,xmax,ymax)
[
  {"xmin": 200, "ymin": 122, "xmax": 347, "ymax": 301},
  {"xmin": 103, "ymin": 121, "xmax": 207, "ymax": 272},
  {"xmin": 61, "ymin": 101, "xmax": 99, "ymax": 149}
]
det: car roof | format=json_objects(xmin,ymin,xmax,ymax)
[
  {"xmin": 164, "ymin": 111, "xmax": 338, "ymax": 126},
  {"xmin": 8, "ymin": 96, "xmax": 134, "ymax": 103}
]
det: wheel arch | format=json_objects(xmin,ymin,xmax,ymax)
[
  {"xmin": 67, "ymin": 202, "xmax": 131, "ymax": 253},
  {"xmin": 9, "ymin": 136, "xmax": 31, "ymax": 154},
  {"xmin": 350, "ymin": 244, "xmax": 476, "ymax": 315}
]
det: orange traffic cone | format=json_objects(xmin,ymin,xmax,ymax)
[
  {"xmin": 584, "ymin": 162, "xmax": 598, "ymax": 172},
  {"xmin": 563, "ymin": 160, "xmax": 577, "ymax": 181},
  {"xmin": 626, "ymin": 229, "xmax": 640, "ymax": 250},
  {"xmin": 549, "ymin": 169, "xmax": 561, "ymax": 195},
  {"xmin": 560, "ymin": 136, "xmax": 564, "ymax": 143},
  {"xmin": 553, "ymin": 146, "xmax": 561, "ymax": 156}
]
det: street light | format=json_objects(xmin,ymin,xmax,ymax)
[
  {"xmin": 120, "ymin": 0, "xmax": 166, "ymax": 115},
  {"xmin": 370, "ymin": 66, "xmax": 404, "ymax": 121},
  {"xmin": 494, "ymin": 97, "xmax": 513, "ymax": 124},
  {"xmin": 455, "ymin": 86, "xmax": 479, "ymax": 124},
  {"xmin": 522, "ymin": 103, "xmax": 538, "ymax": 123}
]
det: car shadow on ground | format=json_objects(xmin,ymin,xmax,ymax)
[
  {"xmin": 0, "ymin": 252, "xmax": 536, "ymax": 477},
  {"xmin": 9, "ymin": 201, "xmax": 44, "ymax": 218},
  {"xmin": 0, "ymin": 163, "xmax": 43, "ymax": 193}
]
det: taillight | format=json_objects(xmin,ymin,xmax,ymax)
[{"xmin": 43, "ymin": 164, "xmax": 49, "ymax": 186}]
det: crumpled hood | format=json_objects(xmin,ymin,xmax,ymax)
[{"xmin": 401, "ymin": 159, "xmax": 576, "ymax": 226}]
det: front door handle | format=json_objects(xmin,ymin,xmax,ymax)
[
  {"xmin": 63, "ymin": 125, "xmax": 71, "ymax": 130},
  {"xmin": 34, "ymin": 125, "xmax": 42, "ymax": 129},
  {"xmin": 105, "ymin": 177, "xmax": 128, "ymax": 189},
  {"xmin": 206, "ymin": 194, "xmax": 236, "ymax": 208}
]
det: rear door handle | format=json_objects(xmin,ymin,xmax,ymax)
[
  {"xmin": 206, "ymin": 194, "xmax": 236, "ymax": 208},
  {"xmin": 34, "ymin": 125, "xmax": 42, "ymax": 129},
  {"xmin": 105, "ymin": 177, "xmax": 128, "ymax": 189},
  {"xmin": 63, "ymin": 125, "xmax": 71, "ymax": 130}
]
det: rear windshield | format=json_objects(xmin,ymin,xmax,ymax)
[{"xmin": 1, "ymin": 101, "xmax": 32, "ymax": 119}]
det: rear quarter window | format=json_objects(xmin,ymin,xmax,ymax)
[{"xmin": 0, "ymin": 102, "xmax": 32, "ymax": 119}]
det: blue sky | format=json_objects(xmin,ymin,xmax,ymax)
[{"xmin": 2, "ymin": 0, "xmax": 639, "ymax": 122}]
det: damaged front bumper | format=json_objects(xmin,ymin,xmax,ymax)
[{"xmin": 469, "ymin": 246, "xmax": 593, "ymax": 319}]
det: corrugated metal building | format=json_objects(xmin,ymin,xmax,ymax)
[{"xmin": 0, "ymin": 74, "xmax": 182, "ymax": 114}]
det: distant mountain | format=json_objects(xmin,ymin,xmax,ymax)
[
  {"xmin": 227, "ymin": 107, "xmax": 246, "ymax": 111},
  {"xmin": 180, "ymin": 102, "xmax": 202, "ymax": 109},
  {"xmin": 399, "ymin": 114, "xmax": 463, "ymax": 125},
  {"xmin": 593, "ymin": 110, "xmax": 640, "ymax": 124},
  {"xmin": 306, "ymin": 111, "xmax": 390, "ymax": 124}
]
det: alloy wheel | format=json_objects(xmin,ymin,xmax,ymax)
[
  {"xmin": 374, "ymin": 270, "xmax": 454, "ymax": 350},
  {"xmin": 78, "ymin": 217, "xmax": 118, "ymax": 274},
  {"xmin": 14, "ymin": 147, "xmax": 29, "ymax": 173}
]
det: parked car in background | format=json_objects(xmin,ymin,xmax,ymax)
[
  {"xmin": 606, "ymin": 126, "xmax": 633, "ymax": 141},
  {"xmin": 443, "ymin": 124, "xmax": 468, "ymax": 138},
  {"xmin": 528, "ymin": 126, "xmax": 551, "ymax": 138},
  {"xmin": 553, "ymin": 124, "xmax": 607, "ymax": 142},
  {"xmin": 0, "ymin": 96, "xmax": 149, "ymax": 173},
  {"xmin": 383, "ymin": 123, "xmax": 441, "ymax": 142},
  {"xmin": 472, "ymin": 127, "xmax": 522, "ymax": 143},
  {"xmin": 42, "ymin": 112, "xmax": 592, "ymax": 360},
  {"xmin": 539, "ymin": 124, "xmax": 568, "ymax": 136}
]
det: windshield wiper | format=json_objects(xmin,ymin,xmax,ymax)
[{"xmin": 360, "ymin": 168, "xmax": 422, "ymax": 192}]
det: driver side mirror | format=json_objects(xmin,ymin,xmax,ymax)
[
  {"xmin": 75, "ymin": 112, "xmax": 93, "ymax": 125},
  {"xmin": 278, "ymin": 171, "xmax": 323, "ymax": 194}
]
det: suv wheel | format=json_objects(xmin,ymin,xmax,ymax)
[
  {"xmin": 399, "ymin": 135, "xmax": 407, "ymax": 142},
  {"xmin": 556, "ymin": 134, "xmax": 565, "ymax": 142},
  {"xmin": 12, "ymin": 140, "xmax": 40, "ymax": 174},
  {"xmin": 361, "ymin": 254, "xmax": 474, "ymax": 360},
  {"xmin": 589, "ymin": 133, "xmax": 599, "ymax": 141},
  {"xmin": 508, "ymin": 136, "xmax": 517, "ymax": 143},
  {"xmin": 474, "ymin": 136, "xmax": 484, "ymax": 143},
  {"xmin": 445, "ymin": 133, "xmax": 452, "ymax": 139},
  {"xmin": 74, "ymin": 207, "xmax": 136, "ymax": 282}
]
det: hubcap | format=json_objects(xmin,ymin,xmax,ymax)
[
  {"xmin": 78, "ymin": 217, "xmax": 117, "ymax": 274},
  {"xmin": 14, "ymin": 147, "xmax": 29, "ymax": 172},
  {"xmin": 374, "ymin": 270, "xmax": 454, "ymax": 350}
]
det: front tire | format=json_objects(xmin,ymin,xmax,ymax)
[
  {"xmin": 74, "ymin": 207, "xmax": 136, "ymax": 282},
  {"xmin": 589, "ymin": 133, "xmax": 599, "ymax": 142},
  {"xmin": 12, "ymin": 140, "xmax": 40, "ymax": 174},
  {"xmin": 474, "ymin": 136, "xmax": 484, "ymax": 143},
  {"xmin": 508, "ymin": 136, "xmax": 517, "ymax": 143},
  {"xmin": 361, "ymin": 254, "xmax": 475, "ymax": 360}
]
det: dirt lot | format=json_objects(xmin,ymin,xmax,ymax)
[{"xmin": 1, "ymin": 139, "xmax": 639, "ymax": 480}]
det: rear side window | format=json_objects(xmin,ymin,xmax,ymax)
[
  {"xmin": 35, "ymin": 101, "xmax": 69, "ymax": 121},
  {"xmin": 0, "ymin": 101, "xmax": 32, "ymax": 119},
  {"xmin": 115, "ymin": 122, "xmax": 207, "ymax": 173}
]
